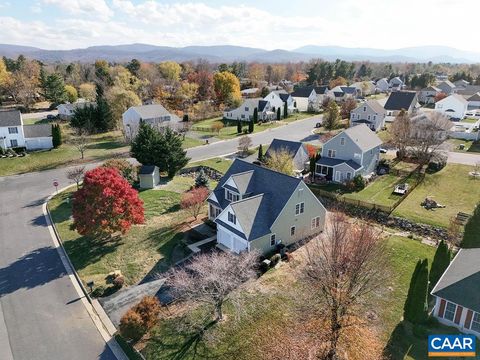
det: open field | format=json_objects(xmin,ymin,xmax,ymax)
[{"xmin": 393, "ymin": 164, "xmax": 480, "ymax": 228}]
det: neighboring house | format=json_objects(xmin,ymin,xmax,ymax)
[
  {"xmin": 0, "ymin": 110, "xmax": 25, "ymax": 149},
  {"xmin": 291, "ymin": 87, "xmax": 317, "ymax": 112},
  {"xmin": 330, "ymin": 86, "xmax": 358, "ymax": 101},
  {"xmin": 435, "ymin": 94, "xmax": 468, "ymax": 120},
  {"xmin": 418, "ymin": 86, "xmax": 441, "ymax": 104},
  {"xmin": 57, "ymin": 101, "xmax": 95, "ymax": 120},
  {"xmin": 467, "ymin": 93, "xmax": 480, "ymax": 109},
  {"xmin": 241, "ymin": 88, "xmax": 259, "ymax": 97},
  {"xmin": 375, "ymin": 78, "xmax": 390, "ymax": 93},
  {"xmin": 223, "ymin": 98, "xmax": 275, "ymax": 122},
  {"xmin": 23, "ymin": 124, "xmax": 53, "ymax": 150},
  {"xmin": 315, "ymin": 124, "xmax": 382, "ymax": 183},
  {"xmin": 457, "ymin": 85, "xmax": 480, "ymax": 97},
  {"xmin": 138, "ymin": 165, "xmax": 160, "ymax": 189},
  {"xmin": 410, "ymin": 112, "xmax": 451, "ymax": 141},
  {"xmin": 383, "ymin": 91, "xmax": 418, "ymax": 116},
  {"xmin": 263, "ymin": 90, "xmax": 296, "ymax": 114},
  {"xmin": 122, "ymin": 104, "xmax": 181, "ymax": 140},
  {"xmin": 454, "ymin": 79, "xmax": 470, "ymax": 89},
  {"xmin": 431, "ymin": 248, "xmax": 480, "ymax": 338},
  {"xmin": 207, "ymin": 159, "xmax": 327, "ymax": 255},
  {"xmin": 350, "ymin": 100, "xmax": 386, "ymax": 131},
  {"xmin": 437, "ymin": 80, "xmax": 456, "ymax": 95},
  {"xmin": 0, "ymin": 110, "xmax": 52, "ymax": 151},
  {"xmin": 389, "ymin": 77, "xmax": 404, "ymax": 91},
  {"xmin": 265, "ymin": 139, "xmax": 310, "ymax": 173},
  {"xmin": 351, "ymin": 81, "xmax": 376, "ymax": 96}
]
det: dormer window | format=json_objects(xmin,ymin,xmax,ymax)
[
  {"xmin": 228, "ymin": 212, "xmax": 236, "ymax": 224},
  {"xmin": 226, "ymin": 189, "xmax": 239, "ymax": 202}
]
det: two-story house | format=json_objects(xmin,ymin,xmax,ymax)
[
  {"xmin": 207, "ymin": 160, "xmax": 327, "ymax": 255},
  {"xmin": 435, "ymin": 94, "xmax": 468, "ymax": 120},
  {"xmin": 265, "ymin": 139, "xmax": 310, "ymax": 173},
  {"xmin": 263, "ymin": 90, "xmax": 296, "ymax": 114},
  {"xmin": 223, "ymin": 98, "xmax": 275, "ymax": 122},
  {"xmin": 291, "ymin": 87, "xmax": 317, "ymax": 112},
  {"xmin": 350, "ymin": 100, "xmax": 386, "ymax": 131},
  {"xmin": 431, "ymin": 248, "xmax": 480, "ymax": 338},
  {"xmin": 315, "ymin": 124, "xmax": 382, "ymax": 183},
  {"xmin": 418, "ymin": 86, "xmax": 441, "ymax": 105},
  {"xmin": 384, "ymin": 91, "xmax": 418, "ymax": 116}
]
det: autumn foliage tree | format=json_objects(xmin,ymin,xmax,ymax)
[
  {"xmin": 181, "ymin": 186, "xmax": 209, "ymax": 220},
  {"xmin": 72, "ymin": 167, "xmax": 144, "ymax": 238}
]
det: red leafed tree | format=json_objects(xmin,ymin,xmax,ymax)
[
  {"xmin": 305, "ymin": 144, "xmax": 318, "ymax": 158},
  {"xmin": 434, "ymin": 92, "xmax": 447, "ymax": 102},
  {"xmin": 72, "ymin": 167, "xmax": 144, "ymax": 238},
  {"xmin": 181, "ymin": 186, "xmax": 209, "ymax": 220}
]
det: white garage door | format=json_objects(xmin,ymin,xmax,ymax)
[{"xmin": 25, "ymin": 138, "xmax": 52, "ymax": 150}]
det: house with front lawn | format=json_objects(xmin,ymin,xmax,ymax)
[
  {"xmin": 223, "ymin": 98, "xmax": 275, "ymax": 122},
  {"xmin": 431, "ymin": 248, "xmax": 480, "ymax": 338},
  {"xmin": 418, "ymin": 86, "xmax": 441, "ymax": 105},
  {"xmin": 265, "ymin": 138, "xmax": 309, "ymax": 173},
  {"xmin": 207, "ymin": 159, "xmax": 327, "ymax": 255},
  {"xmin": 263, "ymin": 90, "xmax": 296, "ymax": 114},
  {"xmin": 350, "ymin": 100, "xmax": 386, "ymax": 131},
  {"xmin": 435, "ymin": 94, "xmax": 467, "ymax": 120},
  {"xmin": 122, "ymin": 104, "xmax": 181, "ymax": 140},
  {"xmin": 291, "ymin": 87, "xmax": 317, "ymax": 112},
  {"xmin": 315, "ymin": 124, "xmax": 382, "ymax": 183},
  {"xmin": 384, "ymin": 91, "xmax": 418, "ymax": 116}
]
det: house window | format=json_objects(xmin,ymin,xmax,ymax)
[
  {"xmin": 8, "ymin": 127, "xmax": 18, "ymax": 134},
  {"xmin": 10, "ymin": 139, "xmax": 18, "ymax": 147},
  {"xmin": 373, "ymin": 115, "xmax": 376, "ymax": 120},
  {"xmin": 270, "ymin": 234, "xmax": 276, "ymax": 247},
  {"xmin": 357, "ymin": 114, "xmax": 360, "ymax": 119},
  {"xmin": 311, "ymin": 216, "xmax": 321, "ymax": 229},
  {"xmin": 327, "ymin": 149, "xmax": 336, "ymax": 158},
  {"xmin": 227, "ymin": 212, "xmax": 236, "ymax": 225},
  {"xmin": 444, "ymin": 302, "xmax": 456, "ymax": 321},
  {"xmin": 340, "ymin": 137, "xmax": 345, "ymax": 146},
  {"xmin": 226, "ymin": 190, "xmax": 239, "ymax": 202},
  {"xmin": 471, "ymin": 313, "xmax": 480, "ymax": 332},
  {"xmin": 346, "ymin": 172, "xmax": 352, "ymax": 180},
  {"xmin": 367, "ymin": 115, "xmax": 371, "ymax": 120},
  {"xmin": 241, "ymin": 114, "xmax": 245, "ymax": 119},
  {"xmin": 290, "ymin": 226, "xmax": 296, "ymax": 236},
  {"xmin": 245, "ymin": 107, "xmax": 249, "ymax": 111},
  {"xmin": 363, "ymin": 106, "xmax": 366, "ymax": 111},
  {"xmin": 295, "ymin": 202, "xmax": 304, "ymax": 215}
]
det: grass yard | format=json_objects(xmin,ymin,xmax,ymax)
[
  {"xmin": 188, "ymin": 157, "xmax": 232, "ymax": 174},
  {"xmin": 181, "ymin": 136, "xmax": 204, "ymax": 149},
  {"xmin": 462, "ymin": 118, "xmax": 479, "ymax": 124},
  {"xmin": 191, "ymin": 113, "xmax": 313, "ymax": 140},
  {"xmin": 48, "ymin": 183, "xmax": 203, "ymax": 295},
  {"xmin": 448, "ymin": 138, "xmax": 480, "ymax": 153},
  {"xmin": 393, "ymin": 164, "xmax": 480, "ymax": 228}
]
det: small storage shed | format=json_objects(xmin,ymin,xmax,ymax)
[{"xmin": 139, "ymin": 165, "xmax": 160, "ymax": 189}]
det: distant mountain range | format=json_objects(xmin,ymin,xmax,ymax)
[{"xmin": 1, "ymin": 43, "xmax": 479, "ymax": 64}]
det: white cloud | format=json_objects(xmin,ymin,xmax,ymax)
[{"xmin": 42, "ymin": 0, "xmax": 113, "ymax": 20}]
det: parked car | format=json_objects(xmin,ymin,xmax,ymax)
[{"xmin": 46, "ymin": 114, "xmax": 56, "ymax": 120}]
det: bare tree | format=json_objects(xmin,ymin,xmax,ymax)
[
  {"xmin": 303, "ymin": 212, "xmax": 386, "ymax": 360},
  {"xmin": 237, "ymin": 135, "xmax": 252, "ymax": 157},
  {"xmin": 72, "ymin": 135, "xmax": 88, "ymax": 160},
  {"xmin": 169, "ymin": 250, "xmax": 258, "ymax": 323},
  {"xmin": 389, "ymin": 109, "xmax": 411, "ymax": 159},
  {"xmin": 409, "ymin": 112, "xmax": 452, "ymax": 169},
  {"xmin": 66, "ymin": 166, "xmax": 86, "ymax": 190},
  {"xmin": 264, "ymin": 149, "xmax": 295, "ymax": 176}
]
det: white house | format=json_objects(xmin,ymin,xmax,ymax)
[
  {"xmin": 435, "ymin": 94, "xmax": 468, "ymax": 120},
  {"xmin": 466, "ymin": 93, "xmax": 480, "ymax": 110},
  {"xmin": 122, "ymin": 104, "xmax": 181, "ymax": 140},
  {"xmin": 375, "ymin": 78, "xmax": 390, "ymax": 93},
  {"xmin": 0, "ymin": 110, "xmax": 53, "ymax": 151},
  {"xmin": 418, "ymin": 86, "xmax": 441, "ymax": 104},
  {"xmin": 263, "ymin": 90, "xmax": 296, "ymax": 114},
  {"xmin": 223, "ymin": 98, "xmax": 275, "ymax": 122},
  {"xmin": 389, "ymin": 77, "xmax": 404, "ymax": 91},
  {"xmin": 57, "ymin": 101, "xmax": 95, "ymax": 120},
  {"xmin": 291, "ymin": 87, "xmax": 317, "ymax": 112}
]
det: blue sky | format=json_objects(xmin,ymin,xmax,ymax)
[{"xmin": 1, "ymin": 0, "xmax": 480, "ymax": 52}]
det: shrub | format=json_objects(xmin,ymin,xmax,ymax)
[
  {"xmin": 103, "ymin": 159, "xmax": 138, "ymax": 184},
  {"xmin": 119, "ymin": 309, "xmax": 146, "ymax": 342},
  {"xmin": 259, "ymin": 260, "xmax": 270, "ymax": 273},
  {"xmin": 91, "ymin": 285, "xmax": 106, "ymax": 297},
  {"xmin": 194, "ymin": 169, "xmax": 209, "ymax": 188},
  {"xmin": 427, "ymin": 155, "xmax": 447, "ymax": 173},
  {"xmin": 345, "ymin": 180, "xmax": 356, "ymax": 192},
  {"xmin": 133, "ymin": 296, "xmax": 161, "ymax": 329},
  {"xmin": 113, "ymin": 275, "xmax": 125, "ymax": 289},
  {"xmin": 270, "ymin": 254, "xmax": 281, "ymax": 267},
  {"xmin": 353, "ymin": 175, "xmax": 366, "ymax": 191}
]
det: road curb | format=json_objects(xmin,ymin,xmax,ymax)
[{"xmin": 43, "ymin": 184, "xmax": 129, "ymax": 360}]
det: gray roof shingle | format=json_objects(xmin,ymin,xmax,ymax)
[
  {"xmin": 0, "ymin": 110, "xmax": 22, "ymax": 127},
  {"xmin": 384, "ymin": 91, "xmax": 417, "ymax": 111},
  {"xmin": 130, "ymin": 104, "xmax": 180, "ymax": 122},
  {"xmin": 341, "ymin": 123, "xmax": 383, "ymax": 150},
  {"xmin": 23, "ymin": 124, "xmax": 52, "ymax": 138},
  {"xmin": 265, "ymin": 139, "xmax": 304, "ymax": 158},
  {"xmin": 431, "ymin": 248, "xmax": 480, "ymax": 313}
]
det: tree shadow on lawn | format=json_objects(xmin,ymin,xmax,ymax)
[
  {"xmin": 63, "ymin": 234, "xmax": 123, "ymax": 272},
  {"xmin": 86, "ymin": 140, "xmax": 127, "ymax": 151},
  {"xmin": 0, "ymin": 246, "xmax": 67, "ymax": 296}
]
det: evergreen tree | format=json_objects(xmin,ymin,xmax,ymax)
[
  {"xmin": 276, "ymin": 107, "xmax": 281, "ymax": 121},
  {"xmin": 94, "ymin": 91, "xmax": 115, "ymax": 132},
  {"xmin": 130, "ymin": 123, "xmax": 161, "ymax": 166},
  {"xmin": 461, "ymin": 204, "xmax": 480, "ymax": 248},
  {"xmin": 283, "ymin": 102, "xmax": 288, "ymax": 119},
  {"xmin": 162, "ymin": 127, "xmax": 190, "ymax": 178},
  {"xmin": 248, "ymin": 119, "xmax": 254, "ymax": 133},
  {"xmin": 182, "ymin": 114, "xmax": 189, "ymax": 122},
  {"xmin": 42, "ymin": 73, "xmax": 67, "ymax": 105},
  {"xmin": 258, "ymin": 144, "xmax": 263, "ymax": 161},
  {"xmin": 194, "ymin": 169, "xmax": 209, "ymax": 188},
  {"xmin": 237, "ymin": 120, "xmax": 242, "ymax": 134},
  {"xmin": 253, "ymin": 107, "xmax": 258, "ymax": 123},
  {"xmin": 429, "ymin": 241, "xmax": 451, "ymax": 293},
  {"xmin": 52, "ymin": 124, "xmax": 62, "ymax": 148},
  {"xmin": 404, "ymin": 259, "xmax": 429, "ymax": 324}
]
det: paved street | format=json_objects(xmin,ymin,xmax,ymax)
[{"xmin": 0, "ymin": 114, "xmax": 478, "ymax": 360}]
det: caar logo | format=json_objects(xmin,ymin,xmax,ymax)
[{"xmin": 428, "ymin": 335, "xmax": 476, "ymax": 357}]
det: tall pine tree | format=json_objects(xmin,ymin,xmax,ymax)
[
  {"xmin": 253, "ymin": 107, "xmax": 258, "ymax": 123},
  {"xmin": 276, "ymin": 107, "xmax": 281, "ymax": 121},
  {"xmin": 237, "ymin": 120, "xmax": 242, "ymax": 134},
  {"xmin": 283, "ymin": 102, "xmax": 288, "ymax": 119},
  {"xmin": 248, "ymin": 119, "xmax": 254, "ymax": 133},
  {"xmin": 404, "ymin": 259, "xmax": 429, "ymax": 324},
  {"xmin": 52, "ymin": 124, "xmax": 62, "ymax": 148},
  {"xmin": 429, "ymin": 241, "xmax": 451, "ymax": 293},
  {"xmin": 258, "ymin": 144, "xmax": 263, "ymax": 161}
]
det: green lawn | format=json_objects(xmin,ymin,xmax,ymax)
[
  {"xmin": 48, "ymin": 185, "xmax": 196, "ymax": 295},
  {"xmin": 448, "ymin": 138, "xmax": 480, "ymax": 153},
  {"xmin": 462, "ymin": 118, "xmax": 479, "ymax": 124},
  {"xmin": 188, "ymin": 157, "xmax": 232, "ymax": 174},
  {"xmin": 191, "ymin": 113, "xmax": 313, "ymax": 140},
  {"xmin": 181, "ymin": 136, "xmax": 204, "ymax": 149},
  {"xmin": 393, "ymin": 164, "xmax": 480, "ymax": 228}
]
